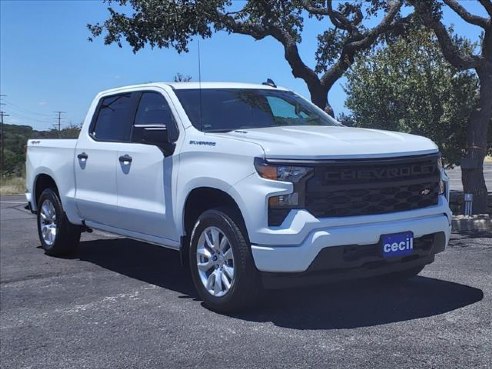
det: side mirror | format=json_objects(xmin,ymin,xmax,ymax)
[{"xmin": 133, "ymin": 124, "xmax": 175, "ymax": 156}]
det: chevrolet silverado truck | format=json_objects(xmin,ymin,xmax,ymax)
[{"xmin": 26, "ymin": 82, "xmax": 452, "ymax": 312}]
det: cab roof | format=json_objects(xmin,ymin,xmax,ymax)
[{"xmin": 97, "ymin": 81, "xmax": 288, "ymax": 97}]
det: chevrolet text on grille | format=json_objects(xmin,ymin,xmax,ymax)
[{"xmin": 325, "ymin": 164, "xmax": 436, "ymax": 181}]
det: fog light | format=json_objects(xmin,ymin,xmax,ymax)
[{"xmin": 269, "ymin": 193, "xmax": 299, "ymax": 207}]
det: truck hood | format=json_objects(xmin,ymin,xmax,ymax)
[{"xmin": 225, "ymin": 126, "xmax": 438, "ymax": 159}]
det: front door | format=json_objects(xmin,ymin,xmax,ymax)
[{"xmin": 115, "ymin": 90, "xmax": 180, "ymax": 243}]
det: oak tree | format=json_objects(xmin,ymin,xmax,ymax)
[{"xmin": 410, "ymin": 0, "xmax": 492, "ymax": 213}]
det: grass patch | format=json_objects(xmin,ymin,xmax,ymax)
[{"xmin": 0, "ymin": 177, "xmax": 25, "ymax": 195}]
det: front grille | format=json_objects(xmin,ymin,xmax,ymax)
[{"xmin": 305, "ymin": 154, "xmax": 440, "ymax": 218}]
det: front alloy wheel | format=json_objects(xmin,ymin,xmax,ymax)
[
  {"xmin": 196, "ymin": 226, "xmax": 235, "ymax": 297},
  {"xmin": 189, "ymin": 208, "xmax": 260, "ymax": 312}
]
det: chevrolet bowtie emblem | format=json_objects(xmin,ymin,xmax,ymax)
[{"xmin": 421, "ymin": 188, "xmax": 431, "ymax": 196}]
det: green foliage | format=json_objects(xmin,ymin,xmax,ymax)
[
  {"xmin": 173, "ymin": 73, "xmax": 192, "ymax": 82},
  {"xmin": 88, "ymin": 0, "xmax": 305, "ymax": 53},
  {"xmin": 344, "ymin": 26, "xmax": 479, "ymax": 167},
  {"xmin": 0, "ymin": 123, "xmax": 81, "ymax": 177}
]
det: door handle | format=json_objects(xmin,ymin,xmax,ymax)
[
  {"xmin": 77, "ymin": 152, "xmax": 88, "ymax": 160},
  {"xmin": 119, "ymin": 154, "xmax": 132, "ymax": 164}
]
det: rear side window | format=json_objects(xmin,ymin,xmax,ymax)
[{"xmin": 92, "ymin": 93, "xmax": 133, "ymax": 142}]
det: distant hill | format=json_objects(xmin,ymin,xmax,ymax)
[{"xmin": 0, "ymin": 123, "xmax": 81, "ymax": 177}]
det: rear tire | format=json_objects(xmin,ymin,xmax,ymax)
[
  {"xmin": 37, "ymin": 188, "xmax": 81, "ymax": 256},
  {"xmin": 189, "ymin": 207, "xmax": 260, "ymax": 313}
]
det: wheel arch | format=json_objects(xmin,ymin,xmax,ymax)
[
  {"xmin": 182, "ymin": 187, "xmax": 247, "ymax": 240},
  {"xmin": 33, "ymin": 173, "xmax": 59, "ymax": 209}
]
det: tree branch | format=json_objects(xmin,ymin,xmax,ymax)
[
  {"xmin": 302, "ymin": 0, "xmax": 329, "ymax": 15},
  {"xmin": 320, "ymin": 0, "xmax": 403, "ymax": 88},
  {"xmin": 217, "ymin": 8, "xmax": 321, "ymax": 91},
  {"xmin": 303, "ymin": 0, "xmax": 360, "ymax": 35},
  {"xmin": 267, "ymin": 25, "xmax": 321, "ymax": 89},
  {"xmin": 443, "ymin": 0, "xmax": 489, "ymax": 28},
  {"xmin": 478, "ymin": 0, "xmax": 492, "ymax": 18},
  {"xmin": 347, "ymin": 0, "xmax": 402, "ymax": 50},
  {"xmin": 412, "ymin": 1, "xmax": 480, "ymax": 70},
  {"xmin": 216, "ymin": 13, "xmax": 270, "ymax": 41}
]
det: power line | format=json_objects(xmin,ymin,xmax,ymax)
[
  {"xmin": 4, "ymin": 105, "xmax": 54, "ymax": 121},
  {"xmin": 6, "ymin": 110, "xmax": 55, "ymax": 125},
  {"xmin": 2, "ymin": 99, "xmax": 53, "ymax": 117}
]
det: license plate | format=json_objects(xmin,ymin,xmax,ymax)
[{"xmin": 381, "ymin": 231, "xmax": 414, "ymax": 258}]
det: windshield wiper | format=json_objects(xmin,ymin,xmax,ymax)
[{"xmin": 203, "ymin": 128, "xmax": 234, "ymax": 133}]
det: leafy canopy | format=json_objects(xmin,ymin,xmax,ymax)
[{"xmin": 344, "ymin": 25, "xmax": 480, "ymax": 167}]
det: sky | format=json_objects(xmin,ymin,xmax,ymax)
[{"xmin": 0, "ymin": 0, "xmax": 488, "ymax": 131}]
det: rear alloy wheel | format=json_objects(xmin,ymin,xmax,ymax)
[
  {"xmin": 37, "ymin": 188, "xmax": 81, "ymax": 256},
  {"xmin": 189, "ymin": 208, "xmax": 260, "ymax": 312},
  {"xmin": 39, "ymin": 198, "xmax": 58, "ymax": 247}
]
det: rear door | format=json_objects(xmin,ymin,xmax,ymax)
[
  {"xmin": 114, "ymin": 90, "xmax": 180, "ymax": 243},
  {"xmin": 75, "ymin": 92, "xmax": 135, "ymax": 226}
]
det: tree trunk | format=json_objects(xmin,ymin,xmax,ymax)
[
  {"xmin": 461, "ymin": 67, "xmax": 492, "ymax": 214},
  {"xmin": 309, "ymin": 86, "xmax": 334, "ymax": 117}
]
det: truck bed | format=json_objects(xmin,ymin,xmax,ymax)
[{"xmin": 26, "ymin": 139, "xmax": 78, "ymax": 213}]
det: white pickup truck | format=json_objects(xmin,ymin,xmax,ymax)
[{"xmin": 26, "ymin": 82, "xmax": 452, "ymax": 312}]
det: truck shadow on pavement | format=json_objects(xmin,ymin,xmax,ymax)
[{"xmin": 77, "ymin": 238, "xmax": 484, "ymax": 330}]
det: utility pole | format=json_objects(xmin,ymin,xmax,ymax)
[
  {"xmin": 0, "ymin": 105, "xmax": 9, "ymax": 175},
  {"xmin": 0, "ymin": 94, "xmax": 7, "ymax": 175},
  {"xmin": 54, "ymin": 111, "xmax": 65, "ymax": 136}
]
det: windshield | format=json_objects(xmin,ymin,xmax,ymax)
[{"xmin": 174, "ymin": 88, "xmax": 340, "ymax": 132}]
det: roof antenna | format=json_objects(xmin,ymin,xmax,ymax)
[
  {"xmin": 262, "ymin": 78, "xmax": 277, "ymax": 88},
  {"xmin": 198, "ymin": 39, "xmax": 204, "ymax": 132}
]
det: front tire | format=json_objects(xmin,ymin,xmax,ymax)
[
  {"xmin": 189, "ymin": 208, "xmax": 260, "ymax": 313},
  {"xmin": 37, "ymin": 188, "xmax": 81, "ymax": 256}
]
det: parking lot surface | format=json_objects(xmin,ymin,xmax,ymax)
[{"xmin": 1, "ymin": 195, "xmax": 491, "ymax": 368}]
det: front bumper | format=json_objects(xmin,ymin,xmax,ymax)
[
  {"xmin": 251, "ymin": 210, "xmax": 451, "ymax": 273},
  {"xmin": 261, "ymin": 232, "xmax": 445, "ymax": 288}
]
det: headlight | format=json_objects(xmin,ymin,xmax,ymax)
[
  {"xmin": 437, "ymin": 155, "xmax": 443, "ymax": 171},
  {"xmin": 254, "ymin": 158, "xmax": 313, "ymax": 183},
  {"xmin": 437, "ymin": 154, "xmax": 445, "ymax": 195},
  {"xmin": 254, "ymin": 158, "xmax": 313, "ymax": 226}
]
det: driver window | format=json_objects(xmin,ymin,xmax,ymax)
[{"xmin": 133, "ymin": 92, "xmax": 179, "ymax": 142}]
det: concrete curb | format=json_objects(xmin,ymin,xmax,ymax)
[{"xmin": 452, "ymin": 215, "xmax": 492, "ymax": 233}]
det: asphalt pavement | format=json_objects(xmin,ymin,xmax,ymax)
[
  {"xmin": 446, "ymin": 163, "xmax": 492, "ymax": 193},
  {"xmin": 1, "ymin": 195, "xmax": 491, "ymax": 368}
]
